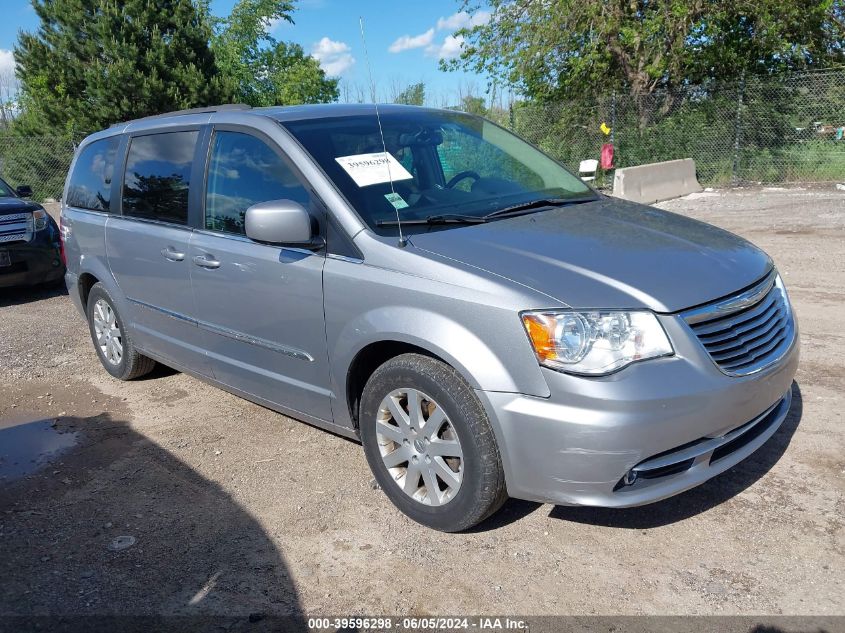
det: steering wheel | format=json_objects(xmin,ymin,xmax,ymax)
[{"xmin": 445, "ymin": 170, "xmax": 481, "ymax": 189}]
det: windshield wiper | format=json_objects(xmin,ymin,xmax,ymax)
[
  {"xmin": 482, "ymin": 196, "xmax": 595, "ymax": 220},
  {"xmin": 375, "ymin": 196, "xmax": 596, "ymax": 227},
  {"xmin": 377, "ymin": 214, "xmax": 488, "ymax": 227}
]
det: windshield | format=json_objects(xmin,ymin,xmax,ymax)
[
  {"xmin": 281, "ymin": 109, "xmax": 595, "ymax": 234},
  {"xmin": 0, "ymin": 178, "xmax": 14, "ymax": 197}
]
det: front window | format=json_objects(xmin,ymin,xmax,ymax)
[
  {"xmin": 205, "ymin": 131, "xmax": 310, "ymax": 236},
  {"xmin": 281, "ymin": 110, "xmax": 595, "ymax": 234},
  {"xmin": 0, "ymin": 178, "xmax": 14, "ymax": 197}
]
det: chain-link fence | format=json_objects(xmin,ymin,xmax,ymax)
[
  {"xmin": 0, "ymin": 135, "xmax": 77, "ymax": 201},
  {"xmin": 497, "ymin": 67, "xmax": 845, "ymax": 186},
  {"xmin": 1, "ymin": 68, "xmax": 843, "ymax": 201}
]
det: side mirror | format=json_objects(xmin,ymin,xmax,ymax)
[
  {"xmin": 244, "ymin": 200, "xmax": 322, "ymax": 249},
  {"xmin": 16, "ymin": 185, "xmax": 33, "ymax": 198}
]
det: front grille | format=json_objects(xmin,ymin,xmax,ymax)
[
  {"xmin": 0, "ymin": 212, "xmax": 32, "ymax": 243},
  {"xmin": 683, "ymin": 271, "xmax": 795, "ymax": 376}
]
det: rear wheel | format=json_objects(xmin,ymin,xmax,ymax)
[
  {"xmin": 86, "ymin": 283, "xmax": 155, "ymax": 380},
  {"xmin": 360, "ymin": 353, "xmax": 507, "ymax": 531}
]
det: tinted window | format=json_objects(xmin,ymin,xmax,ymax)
[
  {"xmin": 67, "ymin": 137, "xmax": 120, "ymax": 211},
  {"xmin": 122, "ymin": 131, "xmax": 198, "ymax": 224},
  {"xmin": 205, "ymin": 131, "xmax": 310, "ymax": 235}
]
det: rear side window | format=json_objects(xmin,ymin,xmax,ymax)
[
  {"xmin": 122, "ymin": 131, "xmax": 198, "ymax": 225},
  {"xmin": 67, "ymin": 137, "xmax": 120, "ymax": 211},
  {"xmin": 205, "ymin": 131, "xmax": 310, "ymax": 235}
]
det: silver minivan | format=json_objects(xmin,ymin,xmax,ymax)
[{"xmin": 62, "ymin": 104, "xmax": 799, "ymax": 531}]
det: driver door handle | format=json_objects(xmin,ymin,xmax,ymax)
[
  {"xmin": 193, "ymin": 254, "xmax": 221, "ymax": 269},
  {"xmin": 161, "ymin": 247, "xmax": 185, "ymax": 262}
]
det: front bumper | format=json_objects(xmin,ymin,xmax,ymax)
[
  {"xmin": 477, "ymin": 314, "xmax": 800, "ymax": 507},
  {"xmin": 0, "ymin": 242, "xmax": 65, "ymax": 288}
]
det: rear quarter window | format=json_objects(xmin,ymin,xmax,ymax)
[
  {"xmin": 122, "ymin": 131, "xmax": 198, "ymax": 225},
  {"xmin": 66, "ymin": 136, "xmax": 120, "ymax": 212}
]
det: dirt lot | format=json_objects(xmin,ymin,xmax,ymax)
[{"xmin": 0, "ymin": 186, "xmax": 843, "ymax": 619}]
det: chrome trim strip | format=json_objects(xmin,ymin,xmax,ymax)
[
  {"xmin": 126, "ymin": 297, "xmax": 314, "ymax": 362},
  {"xmin": 327, "ymin": 253, "xmax": 364, "ymax": 264},
  {"xmin": 65, "ymin": 206, "xmax": 112, "ymax": 217},
  {"xmin": 127, "ymin": 297, "xmax": 196, "ymax": 324},
  {"xmin": 195, "ymin": 319, "xmax": 314, "ymax": 362},
  {"xmin": 632, "ymin": 392, "xmax": 789, "ymax": 474},
  {"xmin": 110, "ymin": 214, "xmax": 193, "ymax": 232},
  {"xmin": 683, "ymin": 270, "xmax": 776, "ymax": 325}
]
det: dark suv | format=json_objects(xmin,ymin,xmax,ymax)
[{"xmin": 0, "ymin": 177, "xmax": 65, "ymax": 289}]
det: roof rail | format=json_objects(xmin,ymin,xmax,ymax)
[{"xmin": 110, "ymin": 104, "xmax": 252, "ymax": 127}]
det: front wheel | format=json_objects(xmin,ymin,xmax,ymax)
[{"xmin": 360, "ymin": 353, "xmax": 507, "ymax": 531}]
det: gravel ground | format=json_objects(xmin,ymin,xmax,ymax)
[{"xmin": 0, "ymin": 186, "xmax": 843, "ymax": 619}]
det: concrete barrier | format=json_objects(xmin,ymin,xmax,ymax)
[{"xmin": 612, "ymin": 158, "xmax": 702, "ymax": 204}]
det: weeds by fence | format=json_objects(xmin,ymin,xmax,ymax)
[{"xmin": 501, "ymin": 67, "xmax": 845, "ymax": 186}]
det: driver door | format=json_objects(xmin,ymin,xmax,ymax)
[{"xmin": 189, "ymin": 127, "xmax": 333, "ymax": 422}]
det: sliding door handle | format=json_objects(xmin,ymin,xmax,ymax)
[
  {"xmin": 193, "ymin": 254, "xmax": 221, "ymax": 269},
  {"xmin": 161, "ymin": 247, "xmax": 185, "ymax": 262}
]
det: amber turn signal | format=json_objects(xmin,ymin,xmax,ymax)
[{"xmin": 522, "ymin": 313, "xmax": 557, "ymax": 363}]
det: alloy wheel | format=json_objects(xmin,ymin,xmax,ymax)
[
  {"xmin": 375, "ymin": 388, "xmax": 464, "ymax": 506},
  {"xmin": 93, "ymin": 298, "xmax": 123, "ymax": 366}
]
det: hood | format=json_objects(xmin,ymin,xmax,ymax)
[
  {"xmin": 409, "ymin": 197, "xmax": 772, "ymax": 313},
  {"xmin": 0, "ymin": 196, "xmax": 40, "ymax": 216}
]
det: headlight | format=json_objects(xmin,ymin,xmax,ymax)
[
  {"xmin": 32, "ymin": 208, "xmax": 48, "ymax": 231},
  {"xmin": 521, "ymin": 310, "xmax": 673, "ymax": 375}
]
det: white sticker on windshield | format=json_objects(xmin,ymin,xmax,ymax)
[{"xmin": 335, "ymin": 152, "xmax": 413, "ymax": 188}]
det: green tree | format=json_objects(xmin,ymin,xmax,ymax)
[
  {"xmin": 14, "ymin": 0, "xmax": 231, "ymax": 135},
  {"xmin": 460, "ymin": 95, "xmax": 487, "ymax": 116},
  {"xmin": 394, "ymin": 82, "xmax": 425, "ymax": 105},
  {"xmin": 445, "ymin": 0, "xmax": 845, "ymax": 104},
  {"xmin": 211, "ymin": 0, "xmax": 338, "ymax": 106}
]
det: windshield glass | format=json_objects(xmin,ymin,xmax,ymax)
[
  {"xmin": 0, "ymin": 178, "xmax": 14, "ymax": 197},
  {"xmin": 281, "ymin": 109, "xmax": 595, "ymax": 234}
]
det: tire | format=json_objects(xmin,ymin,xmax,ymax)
[
  {"xmin": 86, "ymin": 282, "xmax": 156, "ymax": 380},
  {"xmin": 359, "ymin": 353, "xmax": 507, "ymax": 532}
]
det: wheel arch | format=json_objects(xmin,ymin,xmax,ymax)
[
  {"xmin": 78, "ymin": 271, "xmax": 100, "ymax": 309},
  {"xmin": 345, "ymin": 340, "xmax": 450, "ymax": 430},
  {"xmin": 331, "ymin": 305, "xmax": 550, "ymax": 430}
]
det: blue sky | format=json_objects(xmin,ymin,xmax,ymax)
[{"xmin": 0, "ymin": 0, "xmax": 493, "ymax": 106}]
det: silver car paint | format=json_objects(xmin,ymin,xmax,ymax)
[
  {"xmin": 408, "ymin": 198, "xmax": 773, "ymax": 312},
  {"xmin": 63, "ymin": 104, "xmax": 799, "ymax": 508},
  {"xmin": 107, "ymin": 217, "xmax": 213, "ymax": 376},
  {"xmin": 189, "ymin": 228, "xmax": 333, "ymax": 422}
]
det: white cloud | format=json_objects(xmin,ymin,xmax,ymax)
[
  {"xmin": 390, "ymin": 10, "xmax": 490, "ymax": 58},
  {"xmin": 425, "ymin": 35, "xmax": 466, "ymax": 61},
  {"xmin": 435, "ymin": 10, "xmax": 491, "ymax": 31},
  {"xmin": 388, "ymin": 28, "xmax": 435, "ymax": 53},
  {"xmin": 0, "ymin": 49, "xmax": 19, "ymax": 97},
  {"xmin": 263, "ymin": 16, "xmax": 289, "ymax": 34},
  {"xmin": 0, "ymin": 49, "xmax": 15, "ymax": 77},
  {"xmin": 311, "ymin": 37, "xmax": 355, "ymax": 76}
]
